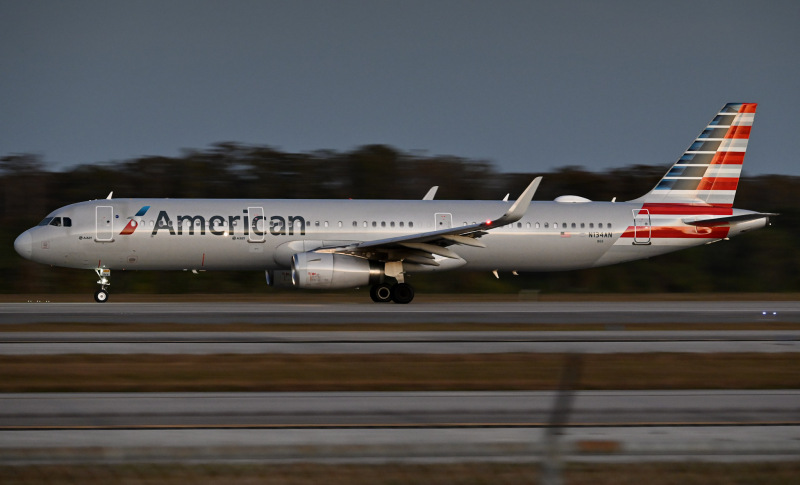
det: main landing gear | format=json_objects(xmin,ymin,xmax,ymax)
[
  {"xmin": 370, "ymin": 282, "xmax": 415, "ymax": 304},
  {"xmin": 94, "ymin": 268, "xmax": 111, "ymax": 303}
]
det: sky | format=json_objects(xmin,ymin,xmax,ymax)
[{"xmin": 2, "ymin": 0, "xmax": 798, "ymax": 176}]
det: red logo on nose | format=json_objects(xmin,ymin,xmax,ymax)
[{"xmin": 120, "ymin": 206, "xmax": 150, "ymax": 235}]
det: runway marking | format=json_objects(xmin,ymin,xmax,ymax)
[{"xmin": 3, "ymin": 422, "xmax": 799, "ymax": 431}]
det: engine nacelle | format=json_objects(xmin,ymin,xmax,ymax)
[
  {"xmin": 266, "ymin": 270, "xmax": 295, "ymax": 288},
  {"xmin": 291, "ymin": 252, "xmax": 383, "ymax": 289}
]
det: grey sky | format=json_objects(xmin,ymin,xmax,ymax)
[{"xmin": 2, "ymin": 1, "xmax": 798, "ymax": 175}]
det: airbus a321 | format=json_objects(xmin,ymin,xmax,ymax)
[{"xmin": 14, "ymin": 103, "xmax": 773, "ymax": 303}]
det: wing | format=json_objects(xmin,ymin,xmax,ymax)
[{"xmin": 319, "ymin": 177, "xmax": 542, "ymax": 266}]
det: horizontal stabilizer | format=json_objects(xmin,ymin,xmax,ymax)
[{"xmin": 683, "ymin": 212, "xmax": 777, "ymax": 227}]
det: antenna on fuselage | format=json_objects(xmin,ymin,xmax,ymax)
[{"xmin": 106, "ymin": 192, "xmax": 113, "ymax": 200}]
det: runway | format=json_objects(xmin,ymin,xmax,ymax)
[
  {"xmin": 1, "ymin": 300, "xmax": 798, "ymax": 324},
  {"xmin": 3, "ymin": 300, "xmax": 798, "ymax": 464},
  {"xmin": 2, "ymin": 390, "xmax": 798, "ymax": 428},
  {"xmin": 2, "ymin": 330, "xmax": 799, "ymax": 354},
  {"xmin": 1, "ymin": 391, "xmax": 798, "ymax": 464}
]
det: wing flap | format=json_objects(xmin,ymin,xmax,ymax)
[{"xmin": 400, "ymin": 242, "xmax": 460, "ymax": 259}]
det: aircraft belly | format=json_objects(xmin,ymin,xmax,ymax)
[
  {"xmin": 457, "ymin": 233, "xmax": 611, "ymax": 272},
  {"xmin": 593, "ymin": 236, "xmax": 718, "ymax": 268}
]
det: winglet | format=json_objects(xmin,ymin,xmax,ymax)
[
  {"xmin": 422, "ymin": 186, "xmax": 438, "ymax": 200},
  {"xmin": 492, "ymin": 177, "xmax": 542, "ymax": 225}
]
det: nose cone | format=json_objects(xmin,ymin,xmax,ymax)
[{"xmin": 14, "ymin": 230, "xmax": 32, "ymax": 260}]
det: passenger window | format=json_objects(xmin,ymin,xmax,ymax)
[
  {"xmin": 544, "ymin": 223, "xmax": 549, "ymax": 228},
  {"xmin": 372, "ymin": 221, "xmax": 377, "ymax": 227},
  {"xmin": 580, "ymin": 223, "xmax": 585, "ymax": 229},
  {"xmin": 598, "ymin": 223, "xmax": 603, "ymax": 228},
  {"xmin": 526, "ymin": 222, "xmax": 531, "ymax": 228},
  {"xmin": 535, "ymin": 222, "xmax": 540, "ymax": 229},
  {"xmin": 589, "ymin": 223, "xmax": 594, "ymax": 228},
  {"xmin": 381, "ymin": 221, "xmax": 386, "ymax": 227},
  {"xmin": 390, "ymin": 221, "xmax": 395, "ymax": 227},
  {"xmin": 353, "ymin": 221, "xmax": 357, "ymax": 227},
  {"xmin": 517, "ymin": 223, "xmax": 522, "ymax": 228},
  {"xmin": 409, "ymin": 222, "xmax": 414, "ymax": 228},
  {"xmin": 607, "ymin": 223, "xmax": 612, "ymax": 229},
  {"xmin": 363, "ymin": 221, "xmax": 368, "ymax": 227},
  {"xmin": 399, "ymin": 221, "xmax": 404, "ymax": 228}
]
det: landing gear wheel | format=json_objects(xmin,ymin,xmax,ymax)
[
  {"xmin": 391, "ymin": 283, "xmax": 415, "ymax": 304},
  {"xmin": 94, "ymin": 289, "xmax": 109, "ymax": 303},
  {"xmin": 370, "ymin": 283, "xmax": 393, "ymax": 303}
]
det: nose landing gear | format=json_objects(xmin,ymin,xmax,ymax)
[{"xmin": 94, "ymin": 268, "xmax": 110, "ymax": 303}]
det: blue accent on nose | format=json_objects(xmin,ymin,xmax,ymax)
[{"xmin": 14, "ymin": 230, "xmax": 32, "ymax": 260}]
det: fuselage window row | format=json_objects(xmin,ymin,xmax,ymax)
[{"xmin": 488, "ymin": 221, "xmax": 614, "ymax": 231}]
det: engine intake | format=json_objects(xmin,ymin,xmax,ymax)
[{"xmin": 291, "ymin": 252, "xmax": 384, "ymax": 289}]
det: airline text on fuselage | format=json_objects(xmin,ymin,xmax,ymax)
[{"xmin": 149, "ymin": 210, "xmax": 306, "ymax": 236}]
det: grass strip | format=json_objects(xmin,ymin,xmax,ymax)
[
  {"xmin": 1, "ymin": 353, "xmax": 798, "ymax": 392},
  {"xmin": 1, "ymin": 462, "xmax": 799, "ymax": 485}
]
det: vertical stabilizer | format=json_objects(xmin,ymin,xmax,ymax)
[{"xmin": 632, "ymin": 103, "xmax": 756, "ymax": 206}]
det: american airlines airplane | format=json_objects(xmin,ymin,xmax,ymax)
[{"xmin": 14, "ymin": 103, "xmax": 773, "ymax": 303}]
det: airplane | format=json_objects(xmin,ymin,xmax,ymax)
[{"xmin": 14, "ymin": 103, "xmax": 774, "ymax": 304}]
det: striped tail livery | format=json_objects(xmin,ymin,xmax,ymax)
[{"xmin": 616, "ymin": 103, "xmax": 773, "ymax": 250}]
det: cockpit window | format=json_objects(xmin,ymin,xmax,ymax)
[{"xmin": 38, "ymin": 216, "xmax": 71, "ymax": 227}]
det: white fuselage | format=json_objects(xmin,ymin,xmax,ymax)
[{"xmin": 15, "ymin": 197, "xmax": 767, "ymax": 274}]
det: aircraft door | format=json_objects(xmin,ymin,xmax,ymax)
[
  {"xmin": 632, "ymin": 209, "xmax": 651, "ymax": 245},
  {"xmin": 435, "ymin": 213, "xmax": 452, "ymax": 229},
  {"xmin": 248, "ymin": 207, "xmax": 265, "ymax": 242},
  {"xmin": 96, "ymin": 206, "xmax": 114, "ymax": 242}
]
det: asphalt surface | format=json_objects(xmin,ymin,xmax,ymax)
[
  {"xmin": 1, "ymin": 300, "xmax": 798, "ymax": 324},
  {"xmin": 2, "ymin": 390, "xmax": 797, "ymax": 428},
  {"xmin": 2, "ymin": 391, "xmax": 798, "ymax": 464},
  {"xmin": 3, "ymin": 300, "xmax": 798, "ymax": 464},
  {"xmin": 2, "ymin": 330, "xmax": 799, "ymax": 354}
]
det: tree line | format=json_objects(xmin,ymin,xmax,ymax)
[{"xmin": 2, "ymin": 143, "xmax": 798, "ymax": 295}]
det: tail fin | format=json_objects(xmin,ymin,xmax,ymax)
[{"xmin": 632, "ymin": 103, "xmax": 756, "ymax": 207}]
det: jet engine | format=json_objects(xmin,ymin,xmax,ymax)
[{"xmin": 291, "ymin": 252, "xmax": 384, "ymax": 289}]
